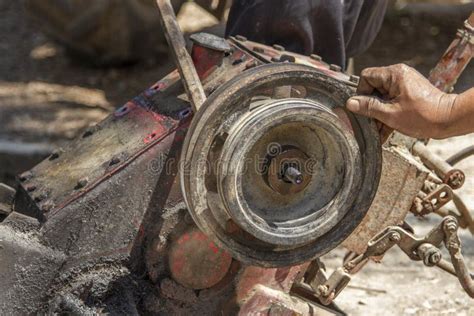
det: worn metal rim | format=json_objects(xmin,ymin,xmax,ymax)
[
  {"xmin": 180, "ymin": 63, "xmax": 382, "ymax": 267},
  {"xmin": 218, "ymin": 99, "xmax": 361, "ymax": 246}
]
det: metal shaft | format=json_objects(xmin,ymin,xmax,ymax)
[
  {"xmin": 413, "ymin": 142, "xmax": 465, "ymax": 189},
  {"xmin": 156, "ymin": 0, "xmax": 206, "ymax": 112},
  {"xmin": 428, "ymin": 11, "xmax": 474, "ymax": 92}
]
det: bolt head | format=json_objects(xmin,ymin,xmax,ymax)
[
  {"xmin": 329, "ymin": 64, "xmax": 342, "ymax": 72},
  {"xmin": 25, "ymin": 184, "xmax": 37, "ymax": 192},
  {"xmin": 75, "ymin": 178, "xmax": 89, "ymax": 190},
  {"xmin": 349, "ymin": 75, "xmax": 360, "ymax": 84},
  {"xmin": 19, "ymin": 171, "xmax": 33, "ymax": 182},
  {"xmin": 444, "ymin": 219, "xmax": 458, "ymax": 232},
  {"xmin": 273, "ymin": 44, "xmax": 285, "ymax": 51},
  {"xmin": 310, "ymin": 54, "xmax": 322, "ymax": 61},
  {"xmin": 389, "ymin": 232, "xmax": 401, "ymax": 242},
  {"xmin": 235, "ymin": 35, "xmax": 247, "ymax": 42},
  {"xmin": 109, "ymin": 157, "xmax": 121, "ymax": 166}
]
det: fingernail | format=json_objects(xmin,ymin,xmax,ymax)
[{"xmin": 346, "ymin": 98, "xmax": 360, "ymax": 112}]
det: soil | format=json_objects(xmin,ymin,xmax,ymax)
[{"xmin": 0, "ymin": 1, "xmax": 473, "ymax": 315}]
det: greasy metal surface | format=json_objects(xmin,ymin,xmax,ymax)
[
  {"xmin": 428, "ymin": 12, "xmax": 474, "ymax": 91},
  {"xmin": 181, "ymin": 62, "xmax": 382, "ymax": 266},
  {"xmin": 156, "ymin": 0, "xmax": 206, "ymax": 111},
  {"xmin": 15, "ymin": 82, "xmax": 182, "ymax": 222},
  {"xmin": 218, "ymin": 99, "xmax": 360, "ymax": 247},
  {"xmin": 2, "ymin": 37, "xmax": 346, "ymax": 314},
  {"xmin": 6, "ymin": 27, "xmax": 472, "ymax": 313},
  {"xmin": 231, "ymin": 36, "xmax": 359, "ymax": 89}
]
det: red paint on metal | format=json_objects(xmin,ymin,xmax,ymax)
[
  {"xmin": 235, "ymin": 263, "xmax": 309, "ymax": 303},
  {"xmin": 168, "ymin": 227, "xmax": 232, "ymax": 290},
  {"xmin": 192, "ymin": 45, "xmax": 224, "ymax": 79},
  {"xmin": 151, "ymin": 81, "xmax": 166, "ymax": 91},
  {"xmin": 209, "ymin": 241, "xmax": 219, "ymax": 254},
  {"xmin": 429, "ymin": 15, "xmax": 473, "ymax": 91},
  {"xmin": 114, "ymin": 101, "xmax": 135, "ymax": 117}
]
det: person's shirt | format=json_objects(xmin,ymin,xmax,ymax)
[{"xmin": 226, "ymin": 0, "xmax": 389, "ymax": 70}]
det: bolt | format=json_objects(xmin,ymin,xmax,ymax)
[
  {"xmin": 245, "ymin": 61, "xmax": 258, "ymax": 70},
  {"xmin": 25, "ymin": 184, "xmax": 37, "ymax": 192},
  {"xmin": 235, "ymin": 35, "xmax": 247, "ymax": 42},
  {"xmin": 427, "ymin": 251, "xmax": 442, "ymax": 266},
  {"xmin": 448, "ymin": 171, "xmax": 465, "ymax": 189},
  {"xmin": 34, "ymin": 192, "xmax": 48, "ymax": 203},
  {"xmin": 273, "ymin": 44, "xmax": 285, "ymax": 51},
  {"xmin": 280, "ymin": 54, "xmax": 296, "ymax": 62},
  {"xmin": 49, "ymin": 148, "xmax": 63, "ymax": 161},
  {"xmin": 349, "ymin": 75, "xmax": 360, "ymax": 84},
  {"xmin": 329, "ymin": 64, "xmax": 342, "ymax": 72},
  {"xmin": 75, "ymin": 178, "xmax": 89, "ymax": 190},
  {"xmin": 417, "ymin": 243, "xmax": 442, "ymax": 267},
  {"xmin": 41, "ymin": 202, "xmax": 54, "ymax": 213},
  {"xmin": 109, "ymin": 156, "xmax": 121, "ymax": 166},
  {"xmin": 310, "ymin": 54, "xmax": 322, "ymax": 61},
  {"xmin": 19, "ymin": 171, "xmax": 33, "ymax": 182},
  {"xmin": 444, "ymin": 219, "xmax": 458, "ymax": 233},
  {"xmin": 232, "ymin": 56, "xmax": 245, "ymax": 65},
  {"xmin": 82, "ymin": 128, "xmax": 94, "ymax": 138},
  {"xmin": 389, "ymin": 232, "xmax": 401, "ymax": 242},
  {"xmin": 316, "ymin": 285, "xmax": 329, "ymax": 297},
  {"xmin": 283, "ymin": 166, "xmax": 303, "ymax": 185}
]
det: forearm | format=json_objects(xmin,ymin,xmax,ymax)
[{"xmin": 441, "ymin": 88, "xmax": 474, "ymax": 138}]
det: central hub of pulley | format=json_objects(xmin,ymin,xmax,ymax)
[
  {"xmin": 218, "ymin": 98, "xmax": 359, "ymax": 247},
  {"xmin": 181, "ymin": 63, "xmax": 382, "ymax": 266}
]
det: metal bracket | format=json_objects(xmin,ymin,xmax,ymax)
[{"xmin": 301, "ymin": 216, "xmax": 474, "ymax": 304}]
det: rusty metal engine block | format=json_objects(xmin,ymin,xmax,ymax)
[{"xmin": 0, "ymin": 4, "xmax": 473, "ymax": 314}]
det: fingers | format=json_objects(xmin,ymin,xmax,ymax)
[
  {"xmin": 357, "ymin": 64, "xmax": 414, "ymax": 96},
  {"xmin": 346, "ymin": 96, "xmax": 391, "ymax": 124},
  {"xmin": 357, "ymin": 67, "xmax": 391, "ymax": 95}
]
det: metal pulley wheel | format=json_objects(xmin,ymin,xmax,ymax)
[{"xmin": 181, "ymin": 63, "xmax": 382, "ymax": 267}]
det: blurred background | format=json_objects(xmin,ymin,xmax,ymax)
[{"xmin": 0, "ymin": 1, "xmax": 473, "ymax": 314}]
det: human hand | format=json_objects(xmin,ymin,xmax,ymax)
[{"xmin": 346, "ymin": 64, "xmax": 458, "ymax": 139}]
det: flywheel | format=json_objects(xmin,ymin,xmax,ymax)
[{"xmin": 181, "ymin": 63, "xmax": 382, "ymax": 267}]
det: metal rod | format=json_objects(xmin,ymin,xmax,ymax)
[
  {"xmin": 413, "ymin": 142, "xmax": 465, "ymax": 189},
  {"xmin": 156, "ymin": 0, "xmax": 206, "ymax": 112},
  {"xmin": 446, "ymin": 144, "xmax": 474, "ymax": 166},
  {"xmin": 428, "ymin": 11, "xmax": 474, "ymax": 92},
  {"xmin": 452, "ymin": 192, "xmax": 474, "ymax": 235}
]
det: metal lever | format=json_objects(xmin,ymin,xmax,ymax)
[{"xmin": 156, "ymin": 0, "xmax": 207, "ymax": 112}]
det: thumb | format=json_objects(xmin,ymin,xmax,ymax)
[{"xmin": 346, "ymin": 96, "xmax": 390, "ymax": 123}]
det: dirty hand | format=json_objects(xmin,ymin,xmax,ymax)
[{"xmin": 345, "ymin": 64, "xmax": 460, "ymax": 139}]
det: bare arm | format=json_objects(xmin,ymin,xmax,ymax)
[{"xmin": 346, "ymin": 63, "xmax": 474, "ymax": 139}]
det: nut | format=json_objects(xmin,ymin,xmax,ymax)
[{"xmin": 389, "ymin": 232, "xmax": 401, "ymax": 242}]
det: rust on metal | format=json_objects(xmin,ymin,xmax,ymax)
[
  {"xmin": 413, "ymin": 142, "xmax": 465, "ymax": 189},
  {"xmin": 428, "ymin": 12, "xmax": 474, "ymax": 91},
  {"xmin": 343, "ymin": 147, "xmax": 428, "ymax": 254},
  {"xmin": 156, "ymin": 0, "xmax": 206, "ymax": 111}
]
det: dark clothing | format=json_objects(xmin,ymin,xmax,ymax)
[{"xmin": 226, "ymin": 0, "xmax": 388, "ymax": 69}]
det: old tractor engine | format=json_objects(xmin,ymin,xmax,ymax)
[{"xmin": 0, "ymin": 2, "xmax": 473, "ymax": 314}]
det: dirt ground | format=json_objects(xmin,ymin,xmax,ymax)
[{"xmin": 1, "ymin": 1, "xmax": 474, "ymax": 315}]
